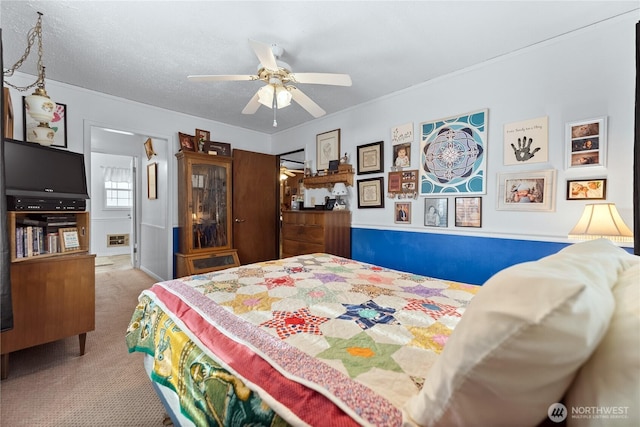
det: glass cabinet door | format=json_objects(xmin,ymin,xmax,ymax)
[{"xmin": 188, "ymin": 158, "xmax": 232, "ymax": 252}]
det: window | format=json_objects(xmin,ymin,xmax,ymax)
[
  {"xmin": 103, "ymin": 166, "xmax": 132, "ymax": 208},
  {"xmin": 105, "ymin": 180, "xmax": 132, "ymax": 208}
]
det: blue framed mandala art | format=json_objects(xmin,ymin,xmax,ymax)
[{"xmin": 419, "ymin": 109, "xmax": 488, "ymax": 195}]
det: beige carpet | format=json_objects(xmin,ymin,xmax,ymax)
[{"xmin": 0, "ymin": 268, "xmax": 168, "ymax": 426}]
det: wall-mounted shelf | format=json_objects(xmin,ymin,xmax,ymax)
[{"xmin": 303, "ymin": 167, "xmax": 354, "ymax": 189}]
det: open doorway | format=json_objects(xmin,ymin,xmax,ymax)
[
  {"xmin": 277, "ymin": 149, "xmax": 305, "ymax": 258},
  {"xmin": 87, "ymin": 124, "xmax": 172, "ymax": 281},
  {"xmin": 90, "ymin": 152, "xmax": 136, "ymax": 269}
]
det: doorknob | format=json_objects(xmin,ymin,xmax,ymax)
[{"xmin": 234, "ymin": 218, "xmax": 246, "ymax": 223}]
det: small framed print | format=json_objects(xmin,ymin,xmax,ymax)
[
  {"xmin": 424, "ymin": 198, "xmax": 448, "ymax": 227},
  {"xmin": 357, "ymin": 177, "xmax": 385, "ymax": 208},
  {"xmin": 357, "ymin": 141, "xmax": 384, "ymax": 174},
  {"xmin": 395, "ymin": 202, "xmax": 411, "ymax": 224},
  {"xmin": 178, "ymin": 132, "xmax": 195, "ymax": 152},
  {"xmin": 567, "ymin": 178, "xmax": 606, "ymax": 200},
  {"xmin": 566, "ymin": 117, "xmax": 606, "ymax": 169},
  {"xmin": 455, "ymin": 197, "xmax": 482, "ymax": 228},
  {"xmin": 195, "ymin": 128, "xmax": 210, "ymax": 143},
  {"xmin": 144, "ymin": 138, "xmax": 156, "ymax": 160},
  {"xmin": 147, "ymin": 163, "xmax": 157, "ymax": 200},
  {"xmin": 497, "ymin": 169, "xmax": 556, "ymax": 212},
  {"xmin": 317, "ymin": 129, "xmax": 341, "ymax": 171},
  {"xmin": 58, "ymin": 227, "xmax": 81, "ymax": 252},
  {"xmin": 204, "ymin": 141, "xmax": 232, "ymax": 156}
]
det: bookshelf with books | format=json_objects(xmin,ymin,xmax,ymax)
[
  {"xmin": 8, "ymin": 211, "xmax": 89, "ymax": 262},
  {"xmin": 2, "ymin": 210, "xmax": 94, "ymax": 379}
]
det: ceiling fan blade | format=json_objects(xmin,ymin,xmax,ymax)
[
  {"xmin": 289, "ymin": 73, "xmax": 352, "ymax": 87},
  {"xmin": 188, "ymin": 74, "xmax": 257, "ymax": 82},
  {"xmin": 249, "ymin": 39, "xmax": 279, "ymax": 71},
  {"xmin": 289, "ymin": 87, "xmax": 326, "ymax": 118},
  {"xmin": 242, "ymin": 92, "xmax": 261, "ymax": 115}
]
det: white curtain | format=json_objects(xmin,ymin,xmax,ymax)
[{"xmin": 102, "ymin": 166, "xmax": 132, "ymax": 183}]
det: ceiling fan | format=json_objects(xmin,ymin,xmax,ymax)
[
  {"xmin": 188, "ymin": 39, "xmax": 352, "ymax": 126},
  {"xmin": 279, "ymin": 164, "xmax": 304, "ymax": 179}
]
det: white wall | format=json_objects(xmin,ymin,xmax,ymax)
[
  {"xmin": 90, "ymin": 152, "xmax": 132, "ymax": 257},
  {"xmin": 272, "ymin": 12, "xmax": 637, "ymax": 246},
  {"xmin": 6, "ymin": 74, "xmax": 272, "ymax": 280}
]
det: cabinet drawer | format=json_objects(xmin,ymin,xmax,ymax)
[
  {"xmin": 282, "ymin": 211, "xmax": 325, "ymax": 226},
  {"xmin": 282, "ymin": 239, "xmax": 324, "ymax": 256},
  {"xmin": 282, "ymin": 225, "xmax": 324, "ymax": 244}
]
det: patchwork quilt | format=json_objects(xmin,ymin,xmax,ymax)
[{"xmin": 126, "ymin": 253, "xmax": 479, "ymax": 426}]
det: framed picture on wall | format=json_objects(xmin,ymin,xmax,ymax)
[
  {"xmin": 394, "ymin": 202, "xmax": 411, "ymax": 224},
  {"xmin": 357, "ymin": 176, "xmax": 385, "ymax": 208},
  {"xmin": 455, "ymin": 197, "xmax": 482, "ymax": 227},
  {"xmin": 316, "ymin": 129, "xmax": 340, "ymax": 171},
  {"xmin": 496, "ymin": 169, "xmax": 556, "ymax": 211},
  {"xmin": 424, "ymin": 198, "xmax": 448, "ymax": 227},
  {"xmin": 566, "ymin": 178, "xmax": 606, "ymax": 200},
  {"xmin": 357, "ymin": 140, "xmax": 384, "ymax": 174},
  {"xmin": 147, "ymin": 162, "xmax": 157, "ymax": 200},
  {"xmin": 566, "ymin": 116, "xmax": 607, "ymax": 169}
]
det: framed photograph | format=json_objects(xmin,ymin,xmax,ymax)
[
  {"xmin": 455, "ymin": 197, "xmax": 482, "ymax": 227},
  {"xmin": 58, "ymin": 227, "xmax": 80, "ymax": 252},
  {"xmin": 424, "ymin": 198, "xmax": 448, "ymax": 227},
  {"xmin": 566, "ymin": 117, "xmax": 607, "ymax": 169},
  {"xmin": 316, "ymin": 129, "xmax": 341, "ymax": 171},
  {"xmin": 392, "ymin": 143, "xmax": 411, "ymax": 168},
  {"xmin": 144, "ymin": 137, "xmax": 156, "ymax": 160},
  {"xmin": 357, "ymin": 176, "xmax": 385, "ymax": 208},
  {"xmin": 394, "ymin": 202, "xmax": 411, "ymax": 224},
  {"xmin": 328, "ymin": 159, "xmax": 340, "ymax": 173},
  {"xmin": 178, "ymin": 132, "xmax": 195, "ymax": 152},
  {"xmin": 147, "ymin": 162, "xmax": 157, "ymax": 200},
  {"xmin": 497, "ymin": 169, "xmax": 557, "ymax": 211},
  {"xmin": 23, "ymin": 97, "xmax": 67, "ymax": 148},
  {"xmin": 357, "ymin": 141, "xmax": 384, "ymax": 174},
  {"xmin": 567, "ymin": 178, "xmax": 607, "ymax": 200},
  {"xmin": 204, "ymin": 140, "xmax": 232, "ymax": 156},
  {"xmin": 195, "ymin": 128, "xmax": 210, "ymax": 143}
]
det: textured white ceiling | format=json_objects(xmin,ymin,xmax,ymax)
[{"xmin": 2, "ymin": 1, "xmax": 638, "ymax": 135}]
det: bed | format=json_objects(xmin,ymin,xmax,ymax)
[
  {"xmin": 126, "ymin": 240, "xmax": 640, "ymax": 426},
  {"xmin": 126, "ymin": 253, "xmax": 479, "ymax": 426}
]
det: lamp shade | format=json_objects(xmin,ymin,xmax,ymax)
[
  {"xmin": 332, "ymin": 182, "xmax": 348, "ymax": 196},
  {"xmin": 257, "ymin": 85, "xmax": 292, "ymax": 109},
  {"xmin": 568, "ymin": 203, "xmax": 633, "ymax": 243}
]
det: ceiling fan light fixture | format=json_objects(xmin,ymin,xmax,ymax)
[{"xmin": 257, "ymin": 85, "xmax": 292, "ymax": 109}]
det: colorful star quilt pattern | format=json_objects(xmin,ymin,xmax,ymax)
[
  {"xmin": 260, "ymin": 307, "xmax": 329, "ymax": 339},
  {"xmin": 338, "ymin": 300, "xmax": 399, "ymax": 330}
]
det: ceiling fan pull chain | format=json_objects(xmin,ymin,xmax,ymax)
[{"xmin": 272, "ymin": 85, "xmax": 278, "ymax": 127}]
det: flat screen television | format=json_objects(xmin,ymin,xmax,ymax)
[{"xmin": 3, "ymin": 139, "xmax": 89, "ymax": 200}]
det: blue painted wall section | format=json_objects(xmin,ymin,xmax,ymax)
[{"xmin": 351, "ymin": 228, "xmax": 570, "ymax": 285}]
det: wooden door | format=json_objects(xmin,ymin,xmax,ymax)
[{"xmin": 232, "ymin": 149, "xmax": 278, "ymax": 264}]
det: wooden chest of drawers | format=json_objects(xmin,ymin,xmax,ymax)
[{"xmin": 281, "ymin": 210, "xmax": 351, "ymax": 259}]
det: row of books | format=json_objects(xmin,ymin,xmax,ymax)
[{"xmin": 15, "ymin": 226, "xmax": 62, "ymax": 258}]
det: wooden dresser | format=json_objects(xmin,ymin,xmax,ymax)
[{"xmin": 281, "ymin": 210, "xmax": 351, "ymax": 259}]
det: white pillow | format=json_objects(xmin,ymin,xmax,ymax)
[
  {"xmin": 565, "ymin": 257, "xmax": 639, "ymax": 426},
  {"xmin": 403, "ymin": 239, "xmax": 631, "ymax": 427}
]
